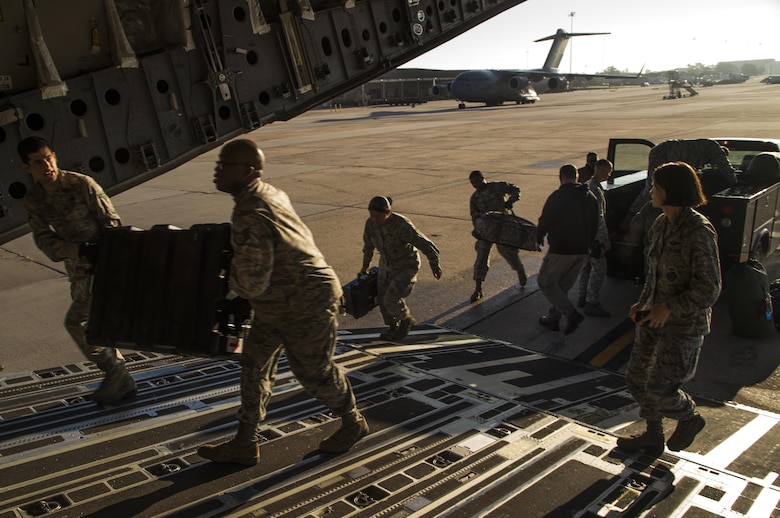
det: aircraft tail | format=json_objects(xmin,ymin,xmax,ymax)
[{"xmin": 535, "ymin": 29, "xmax": 610, "ymax": 70}]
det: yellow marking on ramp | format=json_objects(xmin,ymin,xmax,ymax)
[{"xmin": 589, "ymin": 328, "xmax": 636, "ymax": 368}]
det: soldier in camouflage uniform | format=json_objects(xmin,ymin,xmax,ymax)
[
  {"xmin": 361, "ymin": 196, "xmax": 442, "ymax": 341},
  {"xmin": 578, "ymin": 159, "xmax": 613, "ymax": 317},
  {"xmin": 618, "ymin": 162, "xmax": 721, "ymax": 455},
  {"xmin": 469, "ymin": 170, "xmax": 527, "ymax": 303},
  {"xmin": 577, "ymin": 152, "xmax": 598, "ymax": 183},
  {"xmin": 18, "ymin": 137, "xmax": 136, "ymax": 406},
  {"xmin": 199, "ymin": 139, "xmax": 367, "ymax": 466}
]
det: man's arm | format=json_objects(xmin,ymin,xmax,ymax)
[
  {"xmin": 361, "ymin": 220, "xmax": 375, "ymax": 272},
  {"xmin": 229, "ymin": 211, "xmax": 274, "ymax": 300},
  {"xmin": 27, "ymin": 210, "xmax": 80, "ymax": 262},
  {"xmin": 504, "ymin": 182, "xmax": 521, "ymax": 207}
]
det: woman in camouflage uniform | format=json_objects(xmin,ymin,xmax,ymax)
[
  {"xmin": 618, "ymin": 162, "xmax": 721, "ymax": 455},
  {"xmin": 361, "ymin": 196, "xmax": 442, "ymax": 341}
]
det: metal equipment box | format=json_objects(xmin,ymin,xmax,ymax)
[{"xmin": 86, "ymin": 223, "xmax": 245, "ymax": 357}]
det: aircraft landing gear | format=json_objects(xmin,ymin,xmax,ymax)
[{"xmin": 458, "ymin": 103, "xmax": 466, "ymax": 109}]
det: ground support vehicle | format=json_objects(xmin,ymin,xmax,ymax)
[{"xmin": 603, "ymin": 138, "xmax": 780, "ymax": 280}]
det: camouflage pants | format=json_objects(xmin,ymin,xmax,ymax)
[
  {"xmin": 578, "ymin": 255, "xmax": 607, "ymax": 305},
  {"xmin": 237, "ymin": 300, "xmax": 357, "ymax": 428},
  {"xmin": 473, "ymin": 239, "xmax": 525, "ymax": 282},
  {"xmin": 378, "ymin": 267, "xmax": 417, "ymax": 325},
  {"xmin": 626, "ymin": 326, "xmax": 703, "ymax": 421},
  {"xmin": 538, "ymin": 253, "xmax": 588, "ymax": 320},
  {"xmin": 65, "ymin": 275, "xmax": 124, "ymax": 372}
]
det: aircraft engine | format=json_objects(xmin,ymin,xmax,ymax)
[
  {"xmin": 431, "ymin": 83, "xmax": 450, "ymax": 96},
  {"xmin": 547, "ymin": 77, "xmax": 569, "ymax": 92},
  {"xmin": 508, "ymin": 76, "xmax": 530, "ymax": 90}
]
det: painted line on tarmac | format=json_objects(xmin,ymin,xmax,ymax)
[
  {"xmin": 699, "ymin": 414, "xmax": 778, "ymax": 469},
  {"xmin": 576, "ymin": 318, "xmax": 636, "ymax": 371}
]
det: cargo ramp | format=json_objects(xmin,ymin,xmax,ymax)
[{"xmin": 1, "ymin": 325, "xmax": 778, "ymax": 517}]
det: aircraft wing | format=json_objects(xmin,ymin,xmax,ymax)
[
  {"xmin": 0, "ymin": 0, "xmax": 528, "ymax": 245},
  {"xmin": 522, "ymin": 67, "xmax": 644, "ymax": 83}
]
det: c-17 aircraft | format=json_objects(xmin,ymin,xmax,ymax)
[{"xmin": 431, "ymin": 28, "xmax": 641, "ymax": 108}]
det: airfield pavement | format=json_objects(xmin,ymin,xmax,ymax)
[{"xmin": 1, "ymin": 78, "xmax": 779, "ymax": 413}]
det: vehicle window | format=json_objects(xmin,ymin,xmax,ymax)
[{"xmin": 613, "ymin": 143, "xmax": 650, "ymax": 174}]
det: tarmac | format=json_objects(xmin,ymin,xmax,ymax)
[{"xmin": 1, "ymin": 78, "xmax": 779, "ymax": 414}]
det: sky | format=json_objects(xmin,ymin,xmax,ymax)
[{"xmin": 400, "ymin": 0, "xmax": 780, "ymax": 73}]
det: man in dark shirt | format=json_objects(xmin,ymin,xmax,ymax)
[{"xmin": 536, "ymin": 164, "xmax": 600, "ymax": 335}]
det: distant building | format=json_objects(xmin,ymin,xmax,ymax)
[{"xmin": 717, "ymin": 59, "xmax": 779, "ymax": 75}]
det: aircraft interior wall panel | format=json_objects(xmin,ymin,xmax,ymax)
[
  {"xmin": 296, "ymin": 15, "xmax": 348, "ymax": 88},
  {"xmin": 0, "ymin": 2, "xmax": 36, "ymax": 96},
  {"xmin": 39, "ymin": 75, "xmax": 120, "ymax": 188},
  {"xmin": 139, "ymin": 54, "xmax": 200, "ymax": 164},
  {"xmin": 34, "ymin": 0, "xmax": 115, "ymax": 83},
  {"xmin": 326, "ymin": 6, "xmax": 384, "ymax": 79},
  {"xmin": 224, "ymin": 33, "xmax": 292, "ymax": 127},
  {"xmin": 89, "ymin": 67, "xmax": 169, "ymax": 183},
  {"xmin": 0, "ymin": 162, "xmax": 30, "ymax": 233}
]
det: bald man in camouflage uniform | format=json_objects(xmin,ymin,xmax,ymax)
[
  {"xmin": 619, "ymin": 162, "xmax": 721, "ymax": 455},
  {"xmin": 18, "ymin": 137, "xmax": 136, "ymax": 406},
  {"xmin": 469, "ymin": 170, "xmax": 527, "ymax": 303},
  {"xmin": 362, "ymin": 196, "xmax": 442, "ymax": 341},
  {"xmin": 199, "ymin": 139, "xmax": 367, "ymax": 466}
]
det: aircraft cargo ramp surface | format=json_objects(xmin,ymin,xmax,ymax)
[{"xmin": 1, "ymin": 326, "xmax": 779, "ymax": 517}]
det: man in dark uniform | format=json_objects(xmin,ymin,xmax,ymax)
[
  {"xmin": 19, "ymin": 136, "xmax": 136, "ymax": 406},
  {"xmin": 536, "ymin": 164, "xmax": 600, "ymax": 335},
  {"xmin": 198, "ymin": 139, "xmax": 367, "ymax": 466}
]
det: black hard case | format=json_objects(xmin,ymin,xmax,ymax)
[
  {"xmin": 86, "ymin": 223, "xmax": 238, "ymax": 357},
  {"xmin": 472, "ymin": 212, "xmax": 538, "ymax": 251},
  {"xmin": 342, "ymin": 267, "xmax": 379, "ymax": 319}
]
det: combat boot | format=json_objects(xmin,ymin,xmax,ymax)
[
  {"xmin": 616, "ymin": 419, "xmax": 665, "ymax": 456},
  {"xmin": 470, "ymin": 281, "xmax": 484, "ymax": 302},
  {"xmin": 198, "ymin": 423, "xmax": 261, "ymax": 466},
  {"xmin": 584, "ymin": 303, "xmax": 611, "ymax": 318},
  {"xmin": 93, "ymin": 365, "xmax": 137, "ymax": 406},
  {"xmin": 319, "ymin": 412, "xmax": 369, "ymax": 453},
  {"xmin": 394, "ymin": 316, "xmax": 416, "ymax": 340},
  {"xmin": 667, "ymin": 413, "xmax": 705, "ymax": 452},
  {"xmin": 517, "ymin": 268, "xmax": 527, "ymax": 287},
  {"xmin": 379, "ymin": 322, "xmax": 399, "ymax": 340}
]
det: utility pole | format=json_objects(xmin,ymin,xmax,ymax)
[{"xmin": 568, "ymin": 11, "xmax": 575, "ymax": 73}]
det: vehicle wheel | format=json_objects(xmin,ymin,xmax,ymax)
[{"xmin": 458, "ymin": 103, "xmax": 466, "ymax": 109}]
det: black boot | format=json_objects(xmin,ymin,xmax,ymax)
[
  {"xmin": 517, "ymin": 268, "xmax": 527, "ymax": 287},
  {"xmin": 470, "ymin": 281, "xmax": 484, "ymax": 302},
  {"xmin": 93, "ymin": 363, "xmax": 137, "ymax": 406},
  {"xmin": 379, "ymin": 322, "xmax": 399, "ymax": 340},
  {"xmin": 616, "ymin": 419, "xmax": 665, "ymax": 456},
  {"xmin": 198, "ymin": 422, "xmax": 261, "ymax": 466},
  {"xmin": 667, "ymin": 413, "xmax": 705, "ymax": 452},
  {"xmin": 319, "ymin": 411, "xmax": 369, "ymax": 453}
]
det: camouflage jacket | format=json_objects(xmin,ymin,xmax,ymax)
[
  {"xmin": 648, "ymin": 139, "xmax": 737, "ymax": 184},
  {"xmin": 24, "ymin": 170, "xmax": 120, "ymax": 279},
  {"xmin": 640, "ymin": 207, "xmax": 721, "ymax": 335},
  {"xmin": 470, "ymin": 181, "xmax": 521, "ymax": 221},
  {"xmin": 362, "ymin": 213, "xmax": 440, "ymax": 274},
  {"xmin": 585, "ymin": 177, "xmax": 609, "ymax": 243},
  {"xmin": 230, "ymin": 178, "xmax": 341, "ymax": 311}
]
